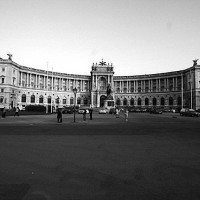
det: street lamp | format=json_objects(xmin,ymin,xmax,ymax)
[{"xmin": 73, "ymin": 87, "xmax": 77, "ymax": 122}]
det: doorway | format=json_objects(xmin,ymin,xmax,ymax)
[{"xmin": 100, "ymin": 95, "xmax": 107, "ymax": 107}]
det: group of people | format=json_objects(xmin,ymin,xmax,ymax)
[
  {"xmin": 57, "ymin": 107, "xmax": 93, "ymax": 123},
  {"xmin": 115, "ymin": 107, "xmax": 129, "ymax": 122},
  {"xmin": 1, "ymin": 106, "xmax": 20, "ymax": 118}
]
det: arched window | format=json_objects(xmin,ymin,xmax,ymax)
[
  {"xmin": 177, "ymin": 96, "xmax": 181, "ymax": 106},
  {"xmin": 84, "ymin": 97, "xmax": 88, "ymax": 105},
  {"xmin": 21, "ymin": 94, "xmax": 26, "ymax": 103},
  {"xmin": 48, "ymin": 96, "xmax": 51, "ymax": 104},
  {"xmin": 99, "ymin": 77, "xmax": 106, "ymax": 90},
  {"xmin": 169, "ymin": 97, "xmax": 173, "ymax": 106},
  {"xmin": 138, "ymin": 98, "xmax": 141, "ymax": 106},
  {"xmin": 70, "ymin": 97, "xmax": 74, "ymax": 105},
  {"xmin": 161, "ymin": 97, "xmax": 165, "ymax": 106},
  {"xmin": 77, "ymin": 97, "xmax": 81, "ymax": 105},
  {"xmin": 153, "ymin": 97, "xmax": 157, "ymax": 106},
  {"xmin": 145, "ymin": 98, "xmax": 149, "ymax": 106},
  {"xmin": 116, "ymin": 98, "xmax": 120, "ymax": 106},
  {"xmin": 130, "ymin": 98, "xmax": 134, "ymax": 106},
  {"xmin": 0, "ymin": 96, "xmax": 4, "ymax": 103},
  {"xmin": 123, "ymin": 98, "xmax": 127, "ymax": 106},
  {"xmin": 39, "ymin": 95, "xmax": 43, "ymax": 103},
  {"xmin": 31, "ymin": 95, "xmax": 35, "ymax": 103},
  {"xmin": 56, "ymin": 97, "xmax": 60, "ymax": 104}
]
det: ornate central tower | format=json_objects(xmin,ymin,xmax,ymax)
[{"xmin": 90, "ymin": 59, "xmax": 115, "ymax": 107}]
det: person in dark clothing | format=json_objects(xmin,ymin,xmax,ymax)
[
  {"xmin": 2, "ymin": 107, "xmax": 6, "ymax": 118},
  {"xmin": 57, "ymin": 108, "xmax": 62, "ymax": 123},
  {"xmin": 14, "ymin": 106, "xmax": 20, "ymax": 116},
  {"xmin": 89, "ymin": 108, "xmax": 93, "ymax": 120},
  {"xmin": 83, "ymin": 109, "xmax": 86, "ymax": 121}
]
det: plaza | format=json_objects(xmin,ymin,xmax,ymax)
[{"xmin": 0, "ymin": 112, "xmax": 200, "ymax": 200}]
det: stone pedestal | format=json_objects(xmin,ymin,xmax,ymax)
[{"xmin": 104, "ymin": 100, "xmax": 115, "ymax": 110}]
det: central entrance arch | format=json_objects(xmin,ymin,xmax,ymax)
[{"xmin": 100, "ymin": 95, "xmax": 107, "ymax": 107}]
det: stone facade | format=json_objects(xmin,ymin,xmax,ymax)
[{"xmin": 0, "ymin": 57, "xmax": 200, "ymax": 111}]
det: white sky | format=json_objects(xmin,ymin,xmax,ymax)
[{"xmin": 0, "ymin": 0, "xmax": 200, "ymax": 75}]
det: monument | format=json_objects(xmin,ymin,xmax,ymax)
[{"xmin": 104, "ymin": 84, "xmax": 115, "ymax": 110}]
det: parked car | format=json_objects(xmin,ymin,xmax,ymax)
[
  {"xmin": 78, "ymin": 109, "xmax": 89, "ymax": 114},
  {"xmin": 150, "ymin": 108, "xmax": 162, "ymax": 114},
  {"xmin": 180, "ymin": 108, "xmax": 189, "ymax": 116},
  {"xmin": 99, "ymin": 108, "xmax": 107, "ymax": 114},
  {"xmin": 128, "ymin": 108, "xmax": 136, "ymax": 112},
  {"xmin": 182, "ymin": 109, "xmax": 200, "ymax": 117},
  {"xmin": 62, "ymin": 107, "xmax": 73, "ymax": 114},
  {"xmin": 196, "ymin": 109, "xmax": 200, "ymax": 113}
]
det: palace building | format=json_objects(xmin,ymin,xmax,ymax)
[{"xmin": 0, "ymin": 54, "xmax": 200, "ymax": 111}]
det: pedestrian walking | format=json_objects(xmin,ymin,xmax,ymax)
[
  {"xmin": 57, "ymin": 108, "xmax": 62, "ymax": 123},
  {"xmin": 2, "ymin": 107, "xmax": 6, "ymax": 118},
  {"xmin": 83, "ymin": 109, "xmax": 87, "ymax": 121},
  {"xmin": 116, "ymin": 107, "xmax": 120, "ymax": 118},
  {"xmin": 89, "ymin": 108, "xmax": 93, "ymax": 120},
  {"xmin": 14, "ymin": 106, "xmax": 20, "ymax": 116},
  {"xmin": 124, "ymin": 109, "xmax": 129, "ymax": 122}
]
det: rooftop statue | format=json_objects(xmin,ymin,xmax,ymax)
[
  {"xmin": 99, "ymin": 58, "xmax": 106, "ymax": 66},
  {"xmin": 7, "ymin": 53, "xmax": 13, "ymax": 60},
  {"xmin": 193, "ymin": 59, "xmax": 198, "ymax": 66}
]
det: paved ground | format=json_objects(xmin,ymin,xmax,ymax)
[{"xmin": 0, "ymin": 112, "xmax": 200, "ymax": 200}]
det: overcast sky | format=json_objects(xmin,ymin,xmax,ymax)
[{"xmin": 0, "ymin": 0, "xmax": 200, "ymax": 75}]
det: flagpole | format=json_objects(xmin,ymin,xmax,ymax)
[
  {"xmin": 51, "ymin": 67, "xmax": 53, "ymax": 113},
  {"xmin": 190, "ymin": 70, "xmax": 192, "ymax": 109},
  {"xmin": 46, "ymin": 62, "xmax": 49, "ymax": 114},
  {"xmin": 181, "ymin": 73, "xmax": 183, "ymax": 109}
]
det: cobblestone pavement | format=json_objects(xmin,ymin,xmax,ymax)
[{"xmin": 0, "ymin": 113, "xmax": 200, "ymax": 200}]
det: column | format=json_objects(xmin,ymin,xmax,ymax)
[
  {"xmin": 164, "ymin": 78, "xmax": 166, "ymax": 91},
  {"xmin": 35, "ymin": 74, "xmax": 37, "ymax": 88},
  {"xmin": 30, "ymin": 73, "xmax": 31, "ymax": 88},
  {"xmin": 39, "ymin": 75, "xmax": 41, "ymax": 89},
  {"xmin": 26, "ymin": 73, "xmax": 28, "ymax": 87},
  {"xmin": 96, "ymin": 76, "xmax": 98, "ymax": 90},
  {"xmin": 148, "ymin": 80, "xmax": 151, "ymax": 92},
  {"xmin": 61, "ymin": 78, "xmax": 63, "ymax": 91},
  {"xmin": 156, "ymin": 79, "xmax": 158, "ymax": 92},
  {"xmin": 20, "ymin": 72, "xmax": 22, "ymax": 86},
  {"xmin": 136, "ymin": 80, "xmax": 138, "ymax": 92},
  {"xmin": 166, "ymin": 78, "xmax": 169, "ymax": 91}
]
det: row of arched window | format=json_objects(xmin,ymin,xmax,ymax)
[
  {"xmin": 21, "ymin": 94, "xmax": 89, "ymax": 105},
  {"xmin": 116, "ymin": 96, "xmax": 182, "ymax": 106}
]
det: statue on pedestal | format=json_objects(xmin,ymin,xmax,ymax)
[{"xmin": 106, "ymin": 84, "xmax": 113, "ymax": 100}]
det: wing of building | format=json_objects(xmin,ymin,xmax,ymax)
[{"xmin": 0, "ymin": 56, "xmax": 200, "ymax": 111}]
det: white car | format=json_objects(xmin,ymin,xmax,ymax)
[
  {"xmin": 99, "ymin": 109, "xmax": 107, "ymax": 114},
  {"xmin": 78, "ymin": 109, "xmax": 89, "ymax": 114}
]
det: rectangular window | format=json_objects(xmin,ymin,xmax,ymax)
[
  {"xmin": 2, "ymin": 68, "xmax": 5, "ymax": 72},
  {"xmin": 63, "ymin": 99, "xmax": 66, "ymax": 104},
  {"xmin": 2, "ymin": 78, "xmax": 4, "ymax": 84},
  {"xmin": 1, "ymin": 89, "xmax": 4, "ymax": 92}
]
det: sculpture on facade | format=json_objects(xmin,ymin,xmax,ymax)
[{"xmin": 193, "ymin": 59, "xmax": 198, "ymax": 66}]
